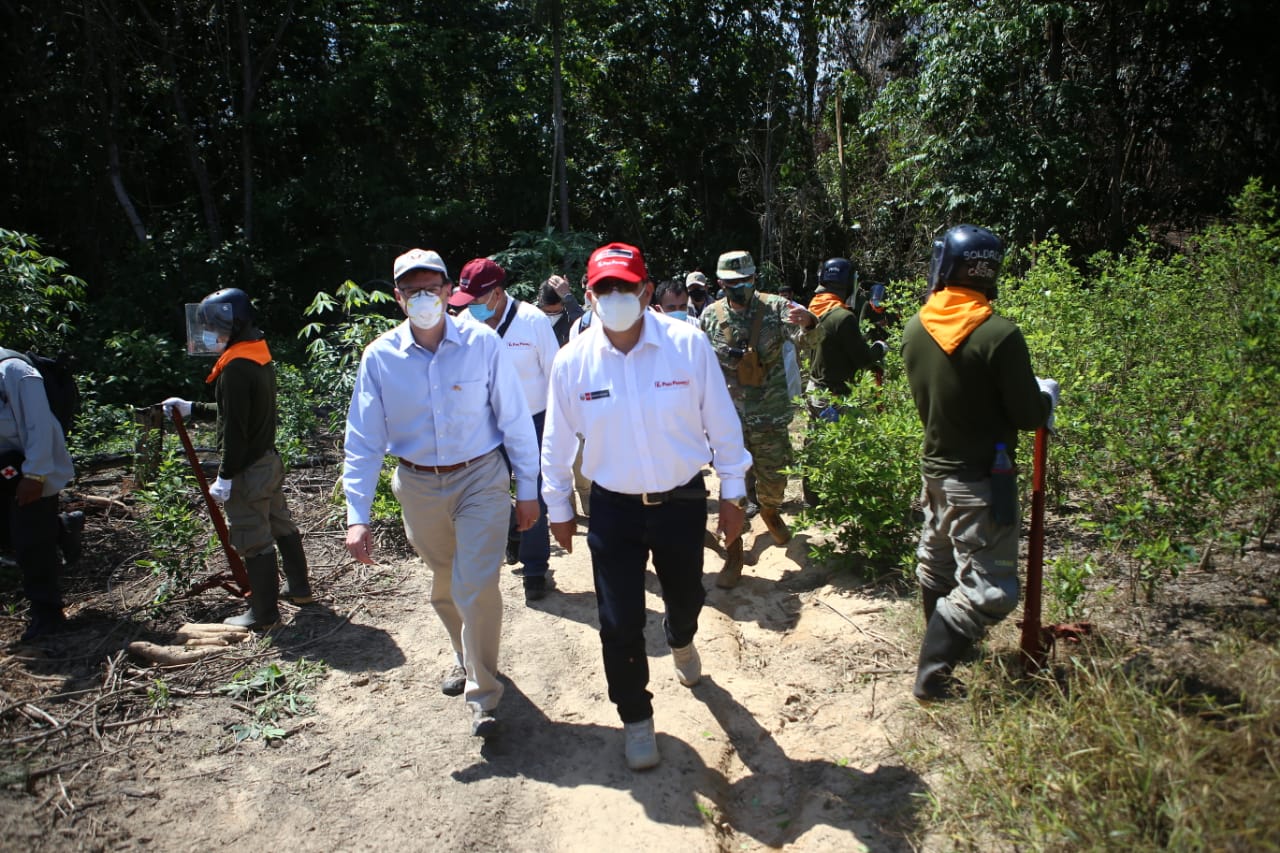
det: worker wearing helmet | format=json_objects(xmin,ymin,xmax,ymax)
[
  {"xmin": 162, "ymin": 287, "xmax": 313, "ymax": 629},
  {"xmin": 901, "ymin": 225, "xmax": 1059, "ymax": 701}
]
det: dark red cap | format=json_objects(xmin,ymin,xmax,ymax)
[
  {"xmin": 586, "ymin": 242, "xmax": 647, "ymax": 290},
  {"xmin": 449, "ymin": 258, "xmax": 506, "ymax": 306}
]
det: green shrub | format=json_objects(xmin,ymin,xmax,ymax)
[{"xmin": 134, "ymin": 444, "xmax": 218, "ymax": 609}]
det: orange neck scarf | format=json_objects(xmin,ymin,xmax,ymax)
[
  {"xmin": 808, "ymin": 292, "xmax": 845, "ymax": 319},
  {"xmin": 206, "ymin": 339, "xmax": 272, "ymax": 383},
  {"xmin": 919, "ymin": 288, "xmax": 993, "ymax": 355}
]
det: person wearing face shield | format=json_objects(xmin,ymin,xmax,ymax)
[
  {"xmin": 541, "ymin": 242, "xmax": 752, "ymax": 771},
  {"xmin": 450, "ymin": 258, "xmax": 561, "ymax": 604},
  {"xmin": 901, "ymin": 225, "xmax": 1059, "ymax": 702},
  {"xmin": 161, "ymin": 288, "xmax": 313, "ymax": 631},
  {"xmin": 343, "ymin": 249, "xmax": 538, "ymax": 740},
  {"xmin": 700, "ymin": 250, "xmax": 822, "ymax": 587},
  {"xmin": 806, "ymin": 258, "xmax": 889, "ymax": 406}
]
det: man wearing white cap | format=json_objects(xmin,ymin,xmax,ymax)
[{"xmin": 343, "ymin": 248, "xmax": 539, "ymax": 739}]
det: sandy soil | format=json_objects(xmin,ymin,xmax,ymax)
[{"xmin": 1, "ymin": 481, "xmax": 930, "ymax": 852}]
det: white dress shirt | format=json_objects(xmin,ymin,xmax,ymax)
[
  {"xmin": 343, "ymin": 318, "xmax": 537, "ymax": 526},
  {"xmin": 541, "ymin": 311, "xmax": 752, "ymax": 525},
  {"xmin": 0, "ymin": 357, "xmax": 75, "ymax": 495},
  {"xmin": 489, "ymin": 297, "xmax": 561, "ymax": 415}
]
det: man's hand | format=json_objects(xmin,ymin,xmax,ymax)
[
  {"xmin": 209, "ymin": 475, "xmax": 232, "ymax": 503},
  {"xmin": 346, "ymin": 524, "xmax": 375, "ymax": 564},
  {"xmin": 161, "ymin": 397, "xmax": 193, "ymax": 419},
  {"xmin": 550, "ymin": 520, "xmax": 575, "ymax": 554},
  {"xmin": 15, "ymin": 477, "xmax": 43, "ymax": 506},
  {"xmin": 549, "ymin": 275, "xmax": 571, "ymax": 297},
  {"xmin": 514, "ymin": 499, "xmax": 540, "ymax": 532},
  {"xmin": 716, "ymin": 499, "xmax": 745, "ymax": 546},
  {"xmin": 787, "ymin": 304, "xmax": 817, "ymax": 329}
]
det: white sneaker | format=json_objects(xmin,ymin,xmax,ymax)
[
  {"xmin": 623, "ymin": 718, "xmax": 660, "ymax": 770},
  {"xmin": 671, "ymin": 641, "xmax": 701, "ymax": 687}
]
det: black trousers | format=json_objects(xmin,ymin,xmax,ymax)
[
  {"xmin": 0, "ymin": 478, "xmax": 62, "ymax": 614},
  {"xmin": 586, "ymin": 475, "xmax": 707, "ymax": 723}
]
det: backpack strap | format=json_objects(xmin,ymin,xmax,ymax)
[
  {"xmin": 746, "ymin": 295, "xmax": 771, "ymax": 370},
  {"xmin": 495, "ymin": 299, "xmax": 519, "ymax": 339}
]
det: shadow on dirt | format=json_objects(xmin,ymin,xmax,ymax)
[
  {"xmin": 272, "ymin": 604, "xmax": 406, "ymax": 673},
  {"xmin": 452, "ymin": 676, "xmax": 925, "ymax": 849}
]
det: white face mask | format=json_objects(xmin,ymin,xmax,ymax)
[
  {"xmin": 591, "ymin": 290, "xmax": 644, "ymax": 332},
  {"xmin": 201, "ymin": 330, "xmax": 227, "ymax": 353},
  {"xmin": 405, "ymin": 291, "xmax": 444, "ymax": 330}
]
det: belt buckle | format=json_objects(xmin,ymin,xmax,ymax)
[{"xmin": 641, "ymin": 492, "xmax": 662, "ymax": 506}]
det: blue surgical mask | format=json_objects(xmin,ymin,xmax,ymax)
[
  {"xmin": 201, "ymin": 330, "xmax": 226, "ymax": 353},
  {"xmin": 468, "ymin": 297, "xmax": 496, "ymax": 322},
  {"xmin": 666, "ymin": 310, "xmax": 688, "ymax": 323}
]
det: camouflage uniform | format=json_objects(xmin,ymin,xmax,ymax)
[{"xmin": 701, "ymin": 293, "xmax": 822, "ymax": 509}]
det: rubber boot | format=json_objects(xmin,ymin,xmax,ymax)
[
  {"xmin": 716, "ymin": 537, "xmax": 744, "ymax": 589},
  {"xmin": 759, "ymin": 507, "xmax": 792, "ymax": 546},
  {"xmin": 276, "ymin": 532, "xmax": 315, "ymax": 605},
  {"xmin": 58, "ymin": 511, "xmax": 85, "ymax": 567},
  {"xmin": 913, "ymin": 611, "xmax": 975, "ymax": 703},
  {"xmin": 225, "ymin": 552, "xmax": 282, "ymax": 629},
  {"xmin": 922, "ymin": 586, "xmax": 946, "ymax": 624}
]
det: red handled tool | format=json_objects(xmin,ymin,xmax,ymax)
[
  {"xmin": 169, "ymin": 408, "xmax": 251, "ymax": 597},
  {"xmin": 1019, "ymin": 426, "xmax": 1050, "ymax": 672}
]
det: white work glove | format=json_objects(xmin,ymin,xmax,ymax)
[
  {"xmin": 209, "ymin": 475, "xmax": 233, "ymax": 503},
  {"xmin": 162, "ymin": 397, "xmax": 193, "ymax": 419},
  {"xmin": 1036, "ymin": 377, "xmax": 1060, "ymax": 430},
  {"xmin": 869, "ymin": 340, "xmax": 889, "ymax": 361}
]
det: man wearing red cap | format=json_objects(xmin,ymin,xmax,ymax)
[
  {"xmin": 449, "ymin": 258, "xmax": 561, "ymax": 603},
  {"xmin": 541, "ymin": 242, "xmax": 752, "ymax": 770},
  {"xmin": 343, "ymin": 248, "xmax": 540, "ymax": 739}
]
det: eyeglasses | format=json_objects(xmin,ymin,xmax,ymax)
[
  {"xmin": 397, "ymin": 282, "xmax": 450, "ymax": 299},
  {"xmin": 590, "ymin": 279, "xmax": 643, "ymax": 296}
]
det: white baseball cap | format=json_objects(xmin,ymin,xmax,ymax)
[{"xmin": 393, "ymin": 248, "xmax": 449, "ymax": 282}]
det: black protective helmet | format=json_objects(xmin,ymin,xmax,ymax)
[
  {"xmin": 818, "ymin": 258, "xmax": 853, "ymax": 295},
  {"xmin": 928, "ymin": 225, "xmax": 1004, "ymax": 295},
  {"xmin": 197, "ymin": 288, "xmax": 255, "ymax": 341}
]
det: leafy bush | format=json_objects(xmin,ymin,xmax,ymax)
[
  {"xmin": 0, "ymin": 228, "xmax": 86, "ymax": 352},
  {"xmin": 792, "ymin": 373, "xmax": 921, "ymax": 576},
  {"xmin": 134, "ymin": 445, "xmax": 218, "ymax": 608}
]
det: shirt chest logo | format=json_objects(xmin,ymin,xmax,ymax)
[
  {"xmin": 579, "ymin": 389, "xmax": 611, "ymax": 401},
  {"xmin": 654, "ymin": 379, "xmax": 691, "ymax": 389}
]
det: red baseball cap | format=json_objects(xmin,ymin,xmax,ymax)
[
  {"xmin": 449, "ymin": 258, "xmax": 506, "ymax": 307},
  {"xmin": 586, "ymin": 242, "xmax": 648, "ymax": 290}
]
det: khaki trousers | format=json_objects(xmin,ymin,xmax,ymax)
[{"xmin": 393, "ymin": 448, "xmax": 509, "ymax": 711}]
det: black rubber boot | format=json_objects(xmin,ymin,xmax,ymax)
[
  {"xmin": 224, "ymin": 552, "xmax": 282, "ymax": 629},
  {"xmin": 922, "ymin": 586, "xmax": 946, "ymax": 624},
  {"xmin": 276, "ymin": 532, "xmax": 315, "ymax": 605},
  {"xmin": 58, "ymin": 511, "xmax": 85, "ymax": 567},
  {"xmin": 913, "ymin": 612, "xmax": 975, "ymax": 703}
]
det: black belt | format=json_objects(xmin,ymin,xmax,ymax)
[
  {"xmin": 399, "ymin": 451, "xmax": 489, "ymax": 474},
  {"xmin": 592, "ymin": 477, "xmax": 707, "ymax": 506}
]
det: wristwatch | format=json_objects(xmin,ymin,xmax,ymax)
[{"xmin": 722, "ymin": 495, "xmax": 748, "ymax": 510}]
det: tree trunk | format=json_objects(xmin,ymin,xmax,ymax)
[{"xmin": 551, "ymin": 0, "xmax": 570, "ymax": 234}]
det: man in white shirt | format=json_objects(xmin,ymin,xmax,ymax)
[
  {"xmin": 343, "ymin": 248, "xmax": 539, "ymax": 739},
  {"xmin": 450, "ymin": 258, "xmax": 562, "ymax": 603},
  {"xmin": 542, "ymin": 242, "xmax": 752, "ymax": 771}
]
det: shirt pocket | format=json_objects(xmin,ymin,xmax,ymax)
[{"xmin": 442, "ymin": 378, "xmax": 489, "ymax": 433}]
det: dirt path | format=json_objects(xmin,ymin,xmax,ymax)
[{"xmin": 93, "ymin": 509, "xmax": 925, "ymax": 852}]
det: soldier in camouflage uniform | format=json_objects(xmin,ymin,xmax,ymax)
[{"xmin": 701, "ymin": 250, "xmax": 821, "ymax": 587}]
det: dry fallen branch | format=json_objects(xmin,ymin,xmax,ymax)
[{"xmin": 125, "ymin": 641, "xmax": 227, "ymax": 666}]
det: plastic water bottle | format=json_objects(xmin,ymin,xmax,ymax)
[{"xmin": 990, "ymin": 443, "xmax": 1017, "ymax": 526}]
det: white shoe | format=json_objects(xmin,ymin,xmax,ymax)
[
  {"xmin": 623, "ymin": 718, "xmax": 660, "ymax": 770},
  {"xmin": 671, "ymin": 641, "xmax": 701, "ymax": 687}
]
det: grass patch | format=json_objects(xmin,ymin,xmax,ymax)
[{"xmin": 909, "ymin": 639, "xmax": 1280, "ymax": 851}]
